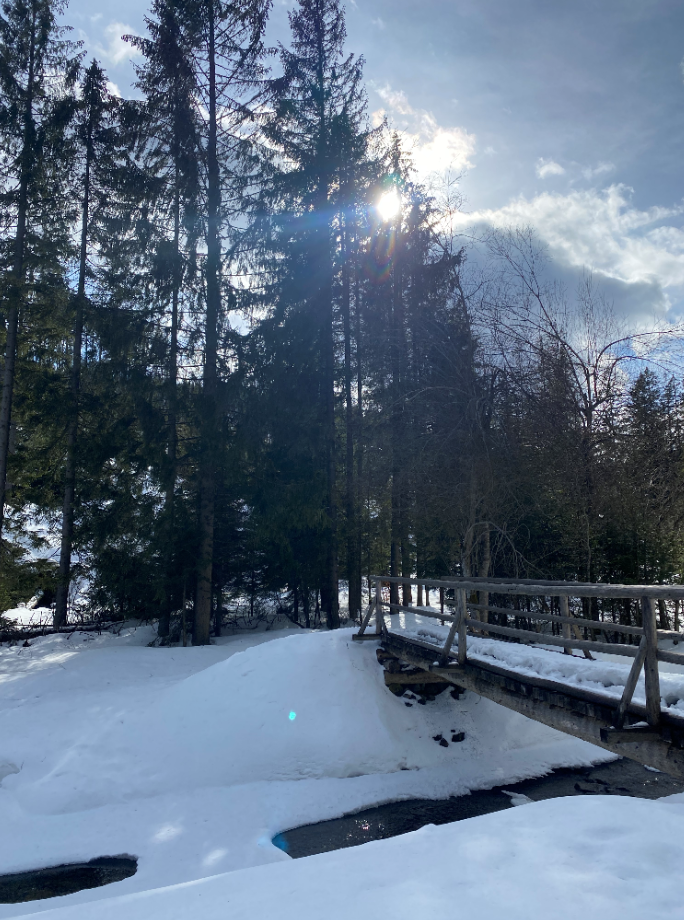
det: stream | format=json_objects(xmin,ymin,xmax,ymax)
[{"xmin": 272, "ymin": 758, "xmax": 684, "ymax": 859}]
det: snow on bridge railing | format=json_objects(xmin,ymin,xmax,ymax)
[{"xmin": 355, "ymin": 574, "xmax": 684, "ymax": 732}]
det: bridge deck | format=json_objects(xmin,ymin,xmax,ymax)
[{"xmin": 355, "ymin": 577, "xmax": 684, "ymax": 781}]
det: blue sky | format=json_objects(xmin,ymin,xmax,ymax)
[{"xmin": 65, "ymin": 0, "xmax": 684, "ymax": 324}]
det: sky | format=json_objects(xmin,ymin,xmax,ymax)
[{"xmin": 63, "ymin": 0, "xmax": 684, "ymax": 325}]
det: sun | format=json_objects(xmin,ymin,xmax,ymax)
[{"xmin": 377, "ymin": 188, "xmax": 401, "ymax": 222}]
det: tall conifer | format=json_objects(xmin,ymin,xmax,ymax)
[
  {"xmin": 0, "ymin": 0, "xmax": 80, "ymax": 551},
  {"xmin": 54, "ymin": 60, "xmax": 119, "ymax": 627},
  {"xmin": 261, "ymin": 0, "xmax": 368, "ymax": 627}
]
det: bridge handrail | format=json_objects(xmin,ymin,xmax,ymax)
[
  {"xmin": 372, "ymin": 574, "xmax": 684, "ymax": 600},
  {"xmin": 357, "ymin": 574, "xmax": 684, "ymax": 731}
]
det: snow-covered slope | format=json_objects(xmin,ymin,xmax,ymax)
[
  {"xmin": 0, "ymin": 624, "xmax": 667, "ymax": 918},
  {"xmin": 5, "ymin": 628, "xmax": 612, "ymax": 817}
]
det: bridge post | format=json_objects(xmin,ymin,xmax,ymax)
[
  {"xmin": 375, "ymin": 578, "xmax": 384, "ymax": 636},
  {"xmin": 642, "ymin": 596, "xmax": 661, "ymax": 727},
  {"xmin": 560, "ymin": 595, "xmax": 572, "ymax": 654},
  {"xmin": 439, "ymin": 596, "xmax": 461, "ymax": 666},
  {"xmin": 457, "ymin": 589, "xmax": 468, "ymax": 665}
]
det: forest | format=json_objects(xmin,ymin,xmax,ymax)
[{"xmin": 1, "ymin": 0, "xmax": 683, "ymax": 644}]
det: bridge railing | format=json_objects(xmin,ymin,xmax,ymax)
[{"xmin": 356, "ymin": 574, "xmax": 684, "ymax": 729}]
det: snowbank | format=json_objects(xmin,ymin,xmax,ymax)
[
  {"xmin": 5, "ymin": 629, "xmax": 609, "ymax": 817},
  {"xmin": 13, "ymin": 795, "xmax": 684, "ymax": 920},
  {"xmin": 0, "ymin": 607, "xmax": 53, "ymax": 628},
  {"xmin": 0, "ymin": 623, "xmax": 620, "ymax": 916},
  {"xmin": 0, "ymin": 627, "xmax": 684, "ymax": 920}
]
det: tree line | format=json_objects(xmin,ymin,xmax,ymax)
[{"xmin": 1, "ymin": 0, "xmax": 682, "ymax": 642}]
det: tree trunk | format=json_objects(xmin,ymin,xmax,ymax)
[
  {"xmin": 477, "ymin": 523, "xmax": 491, "ymax": 626},
  {"xmin": 213, "ymin": 569, "xmax": 222, "ymax": 637},
  {"xmin": 658, "ymin": 598, "xmax": 669, "ymax": 631},
  {"xmin": 54, "ymin": 109, "xmax": 91, "ymax": 629},
  {"xmin": 389, "ymin": 212, "xmax": 404, "ymax": 609},
  {"xmin": 342, "ymin": 216, "xmax": 361, "ymax": 622},
  {"xmin": 158, "ymin": 129, "xmax": 182, "ymax": 640},
  {"xmin": 312, "ymin": 18, "xmax": 338, "ymax": 629},
  {"xmin": 303, "ymin": 586, "xmax": 310, "ymax": 629},
  {"xmin": 355, "ymin": 262, "xmax": 365, "ymax": 607},
  {"xmin": 195, "ymin": 0, "xmax": 220, "ymax": 645}
]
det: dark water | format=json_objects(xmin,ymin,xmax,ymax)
[
  {"xmin": 0, "ymin": 856, "xmax": 137, "ymax": 904},
  {"xmin": 272, "ymin": 759, "xmax": 684, "ymax": 859}
]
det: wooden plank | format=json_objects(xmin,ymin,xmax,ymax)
[
  {"xmin": 383, "ymin": 671, "xmax": 449, "ymax": 686},
  {"xmin": 560, "ymin": 595, "xmax": 572, "ymax": 655},
  {"xmin": 463, "ymin": 617, "xmax": 638, "ymax": 657},
  {"xmin": 384, "ymin": 633, "xmax": 683, "ymax": 729},
  {"xmin": 375, "ymin": 580, "xmax": 383, "ymax": 636},
  {"xmin": 370, "ymin": 574, "xmax": 684, "ymax": 601},
  {"xmin": 356, "ymin": 602, "xmax": 374, "ymax": 637},
  {"xmin": 385, "ymin": 630, "xmax": 443, "ymax": 657},
  {"xmin": 439, "ymin": 604, "xmax": 462, "ymax": 666},
  {"xmin": 381, "ymin": 601, "xmax": 459, "ymax": 624},
  {"xmin": 467, "ymin": 601, "xmax": 644, "ymax": 637},
  {"xmin": 614, "ymin": 636, "xmax": 648, "ymax": 729},
  {"xmin": 600, "ymin": 725, "xmax": 662, "ymax": 744},
  {"xmin": 352, "ymin": 634, "xmax": 380, "ymax": 641},
  {"xmin": 571, "ymin": 621, "xmax": 594, "ymax": 661},
  {"xmin": 657, "ymin": 648, "xmax": 684, "ymax": 666},
  {"xmin": 457, "ymin": 589, "xmax": 468, "ymax": 665},
  {"xmin": 642, "ymin": 597, "xmax": 662, "ymax": 727}
]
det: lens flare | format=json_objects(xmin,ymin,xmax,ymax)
[
  {"xmin": 289, "ymin": 711, "xmax": 296, "ymax": 721},
  {"xmin": 377, "ymin": 188, "xmax": 401, "ymax": 222}
]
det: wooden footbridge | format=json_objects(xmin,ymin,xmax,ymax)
[{"xmin": 354, "ymin": 575, "xmax": 684, "ymax": 781}]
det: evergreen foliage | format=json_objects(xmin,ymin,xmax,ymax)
[{"xmin": 0, "ymin": 0, "xmax": 682, "ymax": 638}]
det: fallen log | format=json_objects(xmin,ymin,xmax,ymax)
[{"xmin": 0, "ymin": 621, "xmax": 122, "ymax": 642}]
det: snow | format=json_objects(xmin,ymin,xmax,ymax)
[
  {"xmin": 0, "ymin": 619, "xmax": 682, "ymax": 919},
  {"xmin": 10, "ymin": 796, "xmax": 684, "ymax": 920},
  {"xmin": 0, "ymin": 607, "xmax": 53, "ymax": 628}
]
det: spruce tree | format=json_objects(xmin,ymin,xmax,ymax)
[
  {"xmin": 53, "ymin": 59, "xmax": 119, "ymax": 627},
  {"xmin": 127, "ymin": 0, "xmax": 201, "ymax": 639},
  {"xmin": 190, "ymin": 0, "xmax": 269, "ymax": 644},
  {"xmin": 261, "ymin": 0, "xmax": 368, "ymax": 627},
  {"xmin": 0, "ymin": 0, "xmax": 81, "ymax": 551}
]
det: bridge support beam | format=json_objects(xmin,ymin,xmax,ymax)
[{"xmin": 382, "ymin": 633, "xmax": 684, "ymax": 782}]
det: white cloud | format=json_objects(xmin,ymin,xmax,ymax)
[
  {"xmin": 372, "ymin": 85, "xmax": 476, "ymax": 178},
  {"xmin": 455, "ymin": 184, "xmax": 684, "ymax": 317},
  {"xmin": 536, "ymin": 158, "xmax": 565, "ymax": 179},
  {"xmin": 582, "ymin": 161, "xmax": 615, "ymax": 180},
  {"xmin": 95, "ymin": 22, "xmax": 141, "ymax": 67},
  {"xmin": 371, "ymin": 16, "xmax": 386, "ymax": 30}
]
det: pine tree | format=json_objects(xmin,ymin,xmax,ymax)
[
  {"xmin": 193, "ymin": 0, "xmax": 269, "ymax": 644},
  {"xmin": 260, "ymin": 0, "xmax": 368, "ymax": 627},
  {"xmin": 0, "ymin": 0, "xmax": 81, "ymax": 551},
  {"xmin": 127, "ymin": 0, "xmax": 202, "ymax": 639},
  {"xmin": 53, "ymin": 59, "xmax": 119, "ymax": 627}
]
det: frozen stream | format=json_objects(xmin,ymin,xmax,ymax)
[{"xmin": 273, "ymin": 757, "xmax": 684, "ymax": 858}]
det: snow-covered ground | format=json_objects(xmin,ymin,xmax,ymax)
[
  {"xmin": 0, "ymin": 621, "xmax": 682, "ymax": 919},
  {"xmin": 13, "ymin": 795, "xmax": 684, "ymax": 920},
  {"xmin": 0, "ymin": 607, "xmax": 54, "ymax": 629}
]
